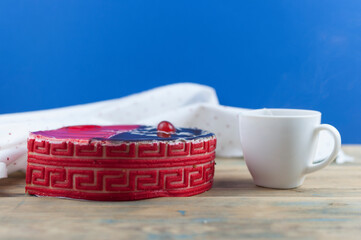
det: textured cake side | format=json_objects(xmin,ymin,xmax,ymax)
[{"xmin": 25, "ymin": 135, "xmax": 217, "ymax": 201}]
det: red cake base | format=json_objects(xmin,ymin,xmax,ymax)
[{"xmin": 25, "ymin": 125, "xmax": 216, "ymax": 201}]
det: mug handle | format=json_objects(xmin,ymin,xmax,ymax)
[{"xmin": 304, "ymin": 124, "xmax": 341, "ymax": 174}]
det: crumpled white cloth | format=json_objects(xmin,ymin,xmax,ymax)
[{"xmin": 0, "ymin": 83, "xmax": 353, "ymax": 179}]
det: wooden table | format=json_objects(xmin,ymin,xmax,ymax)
[{"xmin": 1, "ymin": 145, "xmax": 360, "ymax": 240}]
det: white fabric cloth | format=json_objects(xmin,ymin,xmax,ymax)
[{"xmin": 0, "ymin": 83, "xmax": 352, "ymax": 178}]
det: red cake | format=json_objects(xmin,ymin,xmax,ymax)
[{"xmin": 25, "ymin": 121, "xmax": 216, "ymax": 201}]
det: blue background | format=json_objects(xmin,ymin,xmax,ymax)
[{"xmin": 0, "ymin": 1, "xmax": 360, "ymax": 143}]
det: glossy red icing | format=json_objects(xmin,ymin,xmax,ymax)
[{"xmin": 32, "ymin": 125, "xmax": 140, "ymax": 140}]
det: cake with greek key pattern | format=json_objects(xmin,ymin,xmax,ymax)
[{"xmin": 25, "ymin": 122, "xmax": 216, "ymax": 201}]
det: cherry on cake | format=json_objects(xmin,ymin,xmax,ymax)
[{"xmin": 25, "ymin": 122, "xmax": 216, "ymax": 201}]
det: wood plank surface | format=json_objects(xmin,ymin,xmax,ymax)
[{"xmin": 0, "ymin": 145, "xmax": 361, "ymax": 240}]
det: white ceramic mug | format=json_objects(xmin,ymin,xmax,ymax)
[{"xmin": 239, "ymin": 109, "xmax": 341, "ymax": 189}]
